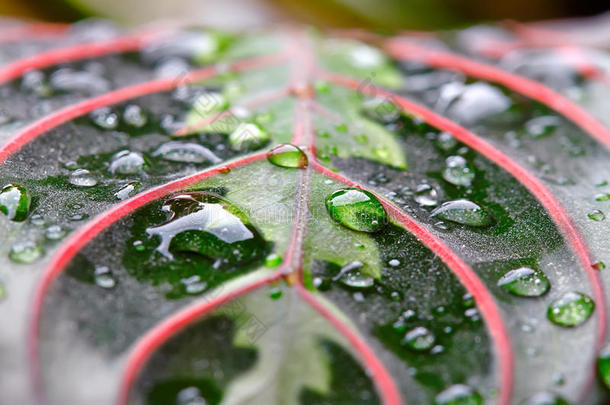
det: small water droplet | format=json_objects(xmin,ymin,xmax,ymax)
[
  {"xmin": 588, "ymin": 209, "xmax": 605, "ymax": 221},
  {"xmin": 152, "ymin": 142, "xmax": 222, "ymax": 164},
  {"xmin": 593, "ymin": 261, "xmax": 606, "ymax": 271},
  {"xmin": 437, "ymin": 81, "xmax": 511, "ymax": 125},
  {"xmin": 94, "ymin": 266, "xmax": 116, "ymax": 289},
  {"xmin": 229, "ymin": 123, "xmax": 270, "ymax": 151},
  {"xmin": 45, "ymin": 225, "xmax": 66, "ymax": 241},
  {"xmin": 547, "ymin": 291, "xmax": 594, "ymax": 327},
  {"xmin": 69, "ymin": 169, "xmax": 98, "ymax": 187},
  {"xmin": 265, "ymin": 253, "xmax": 282, "ymax": 267},
  {"xmin": 598, "ymin": 343, "xmax": 610, "ymax": 389},
  {"xmin": 29, "ymin": 214, "xmax": 45, "ymax": 226},
  {"xmin": 402, "ymin": 326, "xmax": 435, "ymax": 351},
  {"xmin": 498, "ymin": 267, "xmax": 550, "ymax": 297},
  {"xmin": 526, "ymin": 116, "xmax": 560, "ymax": 139},
  {"xmin": 434, "ymin": 384, "xmax": 482, "ymax": 405},
  {"xmin": 362, "ymin": 97, "xmax": 400, "ymax": 123},
  {"xmin": 431, "ymin": 199, "xmax": 495, "ymax": 227},
  {"xmin": 0, "ymin": 184, "xmax": 31, "ymax": 221},
  {"xmin": 109, "ymin": 150, "xmax": 146, "ymax": 175},
  {"xmin": 334, "ymin": 261, "xmax": 374, "ymax": 289},
  {"xmin": 0, "ymin": 281, "xmax": 5, "ymax": 301},
  {"xmin": 442, "ymin": 155, "xmax": 475, "ymax": 187},
  {"xmin": 115, "ymin": 181, "xmax": 141, "ymax": 201},
  {"xmin": 176, "ymin": 385, "xmax": 207, "ymax": 405},
  {"xmin": 269, "ymin": 287, "xmax": 283, "ymax": 300},
  {"xmin": 436, "ymin": 132, "xmax": 458, "ymax": 151},
  {"xmin": 180, "ymin": 275, "xmax": 207, "ymax": 295},
  {"xmin": 133, "ymin": 240, "xmax": 145, "ymax": 251},
  {"xmin": 414, "ymin": 183, "xmax": 438, "ymax": 207},
  {"xmin": 123, "ymin": 104, "xmax": 147, "ymax": 128},
  {"xmin": 9, "ymin": 241, "xmax": 43, "ymax": 263},
  {"xmin": 325, "ymin": 188, "xmax": 387, "ymax": 233},
  {"xmin": 388, "ymin": 259, "xmax": 400, "ymax": 267},
  {"xmin": 90, "ymin": 107, "xmax": 119, "ymax": 129},
  {"xmin": 267, "ymin": 144, "xmax": 308, "ymax": 169}
]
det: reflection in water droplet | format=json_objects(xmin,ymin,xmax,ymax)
[
  {"xmin": 0, "ymin": 184, "xmax": 31, "ymax": 221},
  {"xmin": 229, "ymin": 123, "xmax": 270, "ymax": 151},
  {"xmin": 521, "ymin": 391, "xmax": 569, "ymax": 405},
  {"xmin": 69, "ymin": 169, "xmax": 98, "ymax": 187},
  {"xmin": 152, "ymin": 142, "xmax": 222, "ymax": 164},
  {"xmin": 109, "ymin": 150, "xmax": 146, "ymax": 175},
  {"xmin": 325, "ymin": 188, "xmax": 386, "ymax": 233},
  {"xmin": 434, "ymin": 384, "xmax": 482, "ymax": 405},
  {"xmin": 547, "ymin": 291, "xmax": 594, "ymax": 327},
  {"xmin": 588, "ymin": 209, "xmax": 605, "ymax": 221},
  {"xmin": 402, "ymin": 326, "xmax": 435, "ymax": 351},
  {"xmin": 498, "ymin": 267, "xmax": 550, "ymax": 297},
  {"xmin": 266, "ymin": 144, "xmax": 308, "ymax": 169},
  {"xmin": 431, "ymin": 199, "xmax": 495, "ymax": 227},
  {"xmin": 146, "ymin": 192, "xmax": 267, "ymax": 265},
  {"xmin": 442, "ymin": 155, "xmax": 475, "ymax": 187},
  {"xmin": 9, "ymin": 241, "xmax": 43, "ymax": 263}
]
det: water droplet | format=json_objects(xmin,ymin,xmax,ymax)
[
  {"xmin": 402, "ymin": 326, "xmax": 435, "ymax": 351},
  {"xmin": 176, "ymin": 385, "xmax": 207, "ymax": 405},
  {"xmin": 362, "ymin": 97, "xmax": 400, "ymax": 122},
  {"xmin": 69, "ymin": 213, "xmax": 89, "ymax": 221},
  {"xmin": 437, "ymin": 81, "xmax": 511, "ymax": 125},
  {"xmin": 442, "ymin": 155, "xmax": 475, "ymax": 187},
  {"xmin": 434, "ymin": 384, "xmax": 482, "ymax": 405},
  {"xmin": 133, "ymin": 240, "xmax": 145, "ymax": 251},
  {"xmin": 45, "ymin": 225, "xmax": 66, "ymax": 241},
  {"xmin": 595, "ymin": 193, "xmax": 610, "ymax": 202},
  {"xmin": 152, "ymin": 141, "xmax": 222, "ymax": 164},
  {"xmin": 90, "ymin": 107, "xmax": 119, "ymax": 129},
  {"xmin": 229, "ymin": 123, "xmax": 270, "ymax": 151},
  {"xmin": 588, "ymin": 209, "xmax": 605, "ymax": 221},
  {"xmin": 146, "ymin": 192, "xmax": 267, "ymax": 265},
  {"xmin": 0, "ymin": 184, "xmax": 30, "ymax": 221},
  {"xmin": 436, "ymin": 132, "xmax": 458, "ymax": 151},
  {"xmin": 269, "ymin": 287, "xmax": 283, "ymax": 300},
  {"xmin": 94, "ymin": 266, "xmax": 116, "ymax": 289},
  {"xmin": 30, "ymin": 214, "xmax": 45, "ymax": 226},
  {"xmin": 115, "ymin": 181, "xmax": 141, "ymax": 201},
  {"xmin": 526, "ymin": 116, "xmax": 560, "ymax": 139},
  {"xmin": 414, "ymin": 183, "xmax": 438, "ymax": 207},
  {"xmin": 265, "ymin": 253, "xmax": 282, "ymax": 267},
  {"xmin": 109, "ymin": 150, "xmax": 146, "ymax": 175},
  {"xmin": 49, "ymin": 68, "xmax": 110, "ymax": 94},
  {"xmin": 547, "ymin": 291, "xmax": 594, "ymax": 327},
  {"xmin": 69, "ymin": 169, "xmax": 98, "ymax": 187},
  {"xmin": 498, "ymin": 267, "xmax": 550, "ymax": 297},
  {"xmin": 325, "ymin": 188, "xmax": 386, "ymax": 233},
  {"xmin": 180, "ymin": 275, "xmax": 207, "ymax": 295},
  {"xmin": 521, "ymin": 391, "xmax": 569, "ymax": 405},
  {"xmin": 388, "ymin": 259, "xmax": 400, "ymax": 267},
  {"xmin": 333, "ymin": 261, "xmax": 374, "ymax": 289},
  {"xmin": 431, "ymin": 199, "xmax": 495, "ymax": 227},
  {"xmin": 593, "ymin": 261, "xmax": 606, "ymax": 271},
  {"xmin": 266, "ymin": 144, "xmax": 308, "ymax": 169},
  {"xmin": 350, "ymin": 45, "xmax": 385, "ymax": 68},
  {"xmin": 123, "ymin": 104, "xmax": 147, "ymax": 128},
  {"xmin": 0, "ymin": 281, "xmax": 5, "ymax": 301},
  {"xmin": 9, "ymin": 241, "xmax": 43, "ymax": 263}
]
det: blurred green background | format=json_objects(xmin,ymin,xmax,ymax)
[{"xmin": 0, "ymin": 0, "xmax": 608, "ymax": 29}]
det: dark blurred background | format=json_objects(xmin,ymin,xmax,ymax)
[{"xmin": 1, "ymin": 0, "xmax": 609, "ymax": 29}]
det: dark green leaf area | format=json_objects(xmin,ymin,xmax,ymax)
[
  {"xmin": 121, "ymin": 191, "xmax": 271, "ymax": 299},
  {"xmin": 138, "ymin": 316, "xmax": 257, "ymax": 405},
  {"xmin": 299, "ymin": 339, "xmax": 380, "ymax": 405},
  {"xmin": 311, "ymin": 224, "xmax": 491, "ymax": 398}
]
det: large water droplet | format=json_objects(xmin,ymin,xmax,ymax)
[
  {"xmin": 333, "ymin": 261, "xmax": 374, "ymax": 289},
  {"xmin": 547, "ymin": 291, "xmax": 594, "ymax": 327},
  {"xmin": 431, "ymin": 199, "xmax": 495, "ymax": 227},
  {"xmin": 229, "ymin": 123, "xmax": 270, "ymax": 151},
  {"xmin": 152, "ymin": 142, "xmax": 222, "ymax": 164},
  {"xmin": 437, "ymin": 82, "xmax": 511, "ymax": 125},
  {"xmin": 146, "ymin": 192, "xmax": 267, "ymax": 265},
  {"xmin": 498, "ymin": 267, "xmax": 550, "ymax": 297},
  {"xmin": 442, "ymin": 155, "xmax": 475, "ymax": 187},
  {"xmin": 9, "ymin": 241, "xmax": 43, "ymax": 263},
  {"xmin": 521, "ymin": 391, "xmax": 569, "ymax": 405},
  {"xmin": 325, "ymin": 188, "xmax": 387, "ymax": 233},
  {"xmin": 69, "ymin": 169, "xmax": 98, "ymax": 187},
  {"xmin": 402, "ymin": 326, "xmax": 435, "ymax": 351},
  {"xmin": 94, "ymin": 266, "xmax": 116, "ymax": 289},
  {"xmin": 434, "ymin": 384, "xmax": 482, "ymax": 405},
  {"xmin": 109, "ymin": 150, "xmax": 147, "ymax": 175},
  {"xmin": 267, "ymin": 144, "xmax": 308, "ymax": 169},
  {"xmin": 0, "ymin": 184, "xmax": 31, "ymax": 221}
]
